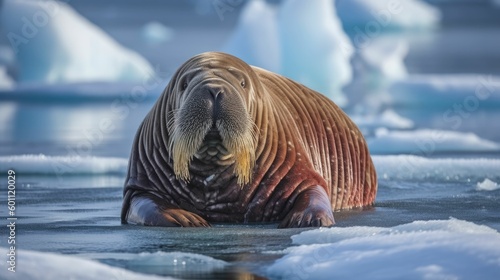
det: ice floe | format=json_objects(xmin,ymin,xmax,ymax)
[
  {"xmin": 476, "ymin": 178, "xmax": 500, "ymax": 191},
  {"xmin": 267, "ymin": 219, "xmax": 500, "ymax": 280},
  {"xmin": 373, "ymin": 155, "xmax": 500, "ymax": 182},
  {"xmin": 389, "ymin": 75, "xmax": 500, "ymax": 108},
  {"xmin": 0, "ymin": 154, "xmax": 128, "ymax": 176},
  {"xmin": 0, "ymin": 248, "xmax": 173, "ymax": 280},
  {"xmin": 368, "ymin": 129, "xmax": 500, "ymax": 154}
]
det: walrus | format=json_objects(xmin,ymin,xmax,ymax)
[{"xmin": 121, "ymin": 52, "xmax": 377, "ymax": 228}]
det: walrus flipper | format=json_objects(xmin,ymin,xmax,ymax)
[
  {"xmin": 124, "ymin": 194, "xmax": 211, "ymax": 227},
  {"xmin": 278, "ymin": 186, "xmax": 335, "ymax": 228}
]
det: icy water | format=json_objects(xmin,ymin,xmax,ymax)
[{"xmin": 1, "ymin": 1, "xmax": 500, "ymax": 279}]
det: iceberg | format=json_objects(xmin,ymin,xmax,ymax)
[
  {"xmin": 278, "ymin": 0, "xmax": 353, "ymax": 106},
  {"xmin": 1, "ymin": 0, "xmax": 154, "ymax": 83},
  {"xmin": 368, "ymin": 129, "xmax": 500, "ymax": 154},
  {"xmin": 223, "ymin": 0, "xmax": 280, "ymax": 73},
  {"xmin": 336, "ymin": 0, "xmax": 441, "ymax": 31},
  {"xmin": 0, "ymin": 248, "xmax": 173, "ymax": 280},
  {"xmin": 267, "ymin": 219, "xmax": 500, "ymax": 280},
  {"xmin": 224, "ymin": 0, "xmax": 353, "ymax": 106}
]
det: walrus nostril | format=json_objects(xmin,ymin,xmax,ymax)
[{"xmin": 207, "ymin": 87, "xmax": 223, "ymax": 100}]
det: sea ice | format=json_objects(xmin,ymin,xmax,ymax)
[
  {"xmin": 0, "ymin": 248, "xmax": 173, "ymax": 280},
  {"xmin": 1, "ymin": 0, "xmax": 154, "ymax": 83},
  {"xmin": 224, "ymin": 0, "xmax": 353, "ymax": 106},
  {"xmin": 476, "ymin": 178, "xmax": 500, "ymax": 191},
  {"xmin": 389, "ymin": 75, "xmax": 500, "ymax": 107},
  {"xmin": 0, "ymin": 154, "xmax": 128, "ymax": 176},
  {"xmin": 373, "ymin": 155, "xmax": 500, "ymax": 182},
  {"xmin": 336, "ymin": 0, "xmax": 441, "ymax": 31},
  {"xmin": 368, "ymin": 129, "xmax": 500, "ymax": 154},
  {"xmin": 267, "ymin": 219, "xmax": 500, "ymax": 280}
]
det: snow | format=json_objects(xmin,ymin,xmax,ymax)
[
  {"xmin": 476, "ymin": 178, "xmax": 500, "ymax": 191},
  {"xmin": 1, "ymin": 0, "xmax": 154, "ymax": 83},
  {"xmin": 224, "ymin": 0, "xmax": 353, "ymax": 106},
  {"xmin": 336, "ymin": 0, "xmax": 441, "ymax": 31},
  {"xmin": 0, "ymin": 154, "xmax": 128, "ymax": 176},
  {"xmin": 0, "ymin": 248, "xmax": 173, "ymax": 280},
  {"xmin": 389, "ymin": 75, "xmax": 500, "ymax": 107},
  {"xmin": 141, "ymin": 22, "xmax": 174, "ymax": 44},
  {"xmin": 368, "ymin": 129, "xmax": 500, "ymax": 154},
  {"xmin": 373, "ymin": 155, "xmax": 500, "ymax": 182},
  {"xmin": 267, "ymin": 219, "xmax": 500, "ymax": 280}
]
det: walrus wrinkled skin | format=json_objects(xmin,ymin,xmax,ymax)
[{"xmin": 121, "ymin": 52, "xmax": 377, "ymax": 228}]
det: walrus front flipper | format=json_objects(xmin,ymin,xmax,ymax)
[
  {"xmin": 124, "ymin": 195, "xmax": 211, "ymax": 227},
  {"xmin": 278, "ymin": 186, "xmax": 335, "ymax": 228}
]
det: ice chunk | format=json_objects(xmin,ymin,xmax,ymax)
[
  {"xmin": 126, "ymin": 251, "xmax": 227, "ymax": 275},
  {"xmin": 141, "ymin": 21, "xmax": 174, "ymax": 44},
  {"xmin": 368, "ymin": 129, "xmax": 500, "ymax": 154},
  {"xmin": 224, "ymin": 0, "xmax": 353, "ymax": 106},
  {"xmin": 0, "ymin": 248, "xmax": 173, "ymax": 280},
  {"xmin": 336, "ymin": 0, "xmax": 441, "ymax": 31},
  {"xmin": 1, "ymin": 0, "xmax": 154, "ymax": 83},
  {"xmin": 389, "ymin": 75, "xmax": 500, "ymax": 108},
  {"xmin": 476, "ymin": 178, "xmax": 500, "ymax": 191},
  {"xmin": 373, "ymin": 155, "xmax": 500, "ymax": 182},
  {"xmin": 0, "ymin": 154, "xmax": 129, "ymax": 176},
  {"xmin": 0, "ymin": 66, "xmax": 14, "ymax": 89},
  {"xmin": 223, "ymin": 0, "xmax": 280, "ymax": 72},
  {"xmin": 267, "ymin": 219, "xmax": 500, "ymax": 280}
]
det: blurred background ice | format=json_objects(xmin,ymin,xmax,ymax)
[{"xmin": 1, "ymin": 0, "xmax": 500, "ymax": 279}]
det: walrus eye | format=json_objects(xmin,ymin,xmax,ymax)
[
  {"xmin": 181, "ymin": 82, "xmax": 188, "ymax": 91},
  {"xmin": 240, "ymin": 80, "xmax": 246, "ymax": 88}
]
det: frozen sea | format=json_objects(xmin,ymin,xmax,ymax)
[{"xmin": 1, "ymin": 0, "xmax": 500, "ymax": 279}]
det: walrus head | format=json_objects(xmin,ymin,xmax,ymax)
[{"xmin": 166, "ymin": 52, "xmax": 258, "ymax": 185}]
